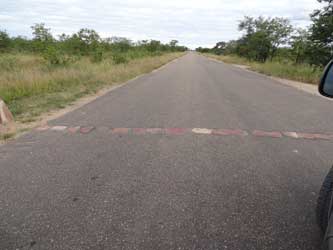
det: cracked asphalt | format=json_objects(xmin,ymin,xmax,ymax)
[{"xmin": 1, "ymin": 52, "xmax": 333, "ymax": 250}]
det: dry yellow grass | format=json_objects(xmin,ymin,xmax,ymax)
[
  {"xmin": 0, "ymin": 52, "xmax": 184, "ymax": 122},
  {"xmin": 203, "ymin": 53, "xmax": 322, "ymax": 85}
]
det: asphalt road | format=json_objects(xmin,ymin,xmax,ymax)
[{"xmin": 1, "ymin": 52, "xmax": 333, "ymax": 250}]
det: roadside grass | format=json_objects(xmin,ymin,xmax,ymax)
[
  {"xmin": 204, "ymin": 54, "xmax": 323, "ymax": 85},
  {"xmin": 0, "ymin": 132, "xmax": 16, "ymax": 141},
  {"xmin": 0, "ymin": 52, "xmax": 184, "ymax": 123}
]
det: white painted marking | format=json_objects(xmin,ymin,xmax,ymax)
[
  {"xmin": 283, "ymin": 132, "xmax": 299, "ymax": 138},
  {"xmin": 36, "ymin": 126, "xmax": 50, "ymax": 131},
  {"xmin": 51, "ymin": 126, "xmax": 67, "ymax": 131},
  {"xmin": 192, "ymin": 128, "xmax": 212, "ymax": 135}
]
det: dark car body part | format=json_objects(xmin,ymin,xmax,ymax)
[
  {"xmin": 319, "ymin": 60, "xmax": 333, "ymax": 98},
  {"xmin": 323, "ymin": 194, "xmax": 333, "ymax": 249},
  {"xmin": 318, "ymin": 60, "xmax": 333, "ymax": 250}
]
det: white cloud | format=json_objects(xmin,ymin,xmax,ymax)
[{"xmin": 0, "ymin": 0, "xmax": 323, "ymax": 48}]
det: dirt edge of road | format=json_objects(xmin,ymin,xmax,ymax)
[{"xmin": 0, "ymin": 54, "xmax": 186, "ymax": 144}]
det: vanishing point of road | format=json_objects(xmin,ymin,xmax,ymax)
[{"xmin": 1, "ymin": 53, "xmax": 333, "ymax": 250}]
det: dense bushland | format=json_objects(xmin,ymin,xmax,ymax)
[
  {"xmin": 197, "ymin": 0, "xmax": 332, "ymax": 83},
  {"xmin": 0, "ymin": 24, "xmax": 187, "ymax": 65},
  {"xmin": 0, "ymin": 24, "xmax": 187, "ymax": 122}
]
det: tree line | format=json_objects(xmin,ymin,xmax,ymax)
[
  {"xmin": 197, "ymin": 0, "xmax": 333, "ymax": 66},
  {"xmin": 0, "ymin": 24, "xmax": 188, "ymax": 65}
]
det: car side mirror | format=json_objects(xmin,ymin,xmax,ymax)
[{"xmin": 319, "ymin": 60, "xmax": 333, "ymax": 98}]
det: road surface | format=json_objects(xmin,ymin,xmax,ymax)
[{"xmin": 1, "ymin": 53, "xmax": 333, "ymax": 250}]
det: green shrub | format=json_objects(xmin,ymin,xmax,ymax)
[
  {"xmin": 0, "ymin": 30, "xmax": 11, "ymax": 52},
  {"xmin": 90, "ymin": 48, "xmax": 103, "ymax": 63},
  {"xmin": 42, "ymin": 46, "xmax": 73, "ymax": 65},
  {"xmin": 112, "ymin": 53, "xmax": 128, "ymax": 64},
  {"xmin": 150, "ymin": 51, "xmax": 163, "ymax": 56}
]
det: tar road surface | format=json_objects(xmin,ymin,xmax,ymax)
[{"xmin": 1, "ymin": 53, "xmax": 333, "ymax": 250}]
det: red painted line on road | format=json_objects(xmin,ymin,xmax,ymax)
[
  {"xmin": 80, "ymin": 126, "xmax": 95, "ymax": 134},
  {"xmin": 165, "ymin": 128, "xmax": 188, "ymax": 135},
  {"xmin": 313, "ymin": 134, "xmax": 333, "ymax": 140},
  {"xmin": 111, "ymin": 128, "xmax": 130, "ymax": 134},
  {"xmin": 146, "ymin": 128, "xmax": 164, "ymax": 134},
  {"xmin": 132, "ymin": 128, "xmax": 146, "ymax": 135},
  {"xmin": 212, "ymin": 129, "xmax": 248, "ymax": 136},
  {"xmin": 67, "ymin": 126, "xmax": 80, "ymax": 134},
  {"xmin": 253, "ymin": 130, "xmax": 282, "ymax": 138},
  {"xmin": 34, "ymin": 126, "xmax": 333, "ymax": 142},
  {"xmin": 295, "ymin": 133, "xmax": 333, "ymax": 140}
]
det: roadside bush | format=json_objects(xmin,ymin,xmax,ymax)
[
  {"xmin": 112, "ymin": 53, "xmax": 128, "ymax": 64},
  {"xmin": 150, "ymin": 51, "xmax": 163, "ymax": 57},
  {"xmin": 0, "ymin": 30, "xmax": 11, "ymax": 52},
  {"xmin": 90, "ymin": 48, "xmax": 103, "ymax": 63},
  {"xmin": 42, "ymin": 46, "xmax": 73, "ymax": 65}
]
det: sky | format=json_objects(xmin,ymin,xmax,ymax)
[{"xmin": 0, "ymin": 0, "xmax": 323, "ymax": 49}]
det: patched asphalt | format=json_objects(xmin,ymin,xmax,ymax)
[{"xmin": 1, "ymin": 53, "xmax": 333, "ymax": 249}]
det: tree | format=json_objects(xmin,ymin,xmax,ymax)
[
  {"xmin": 195, "ymin": 47, "xmax": 211, "ymax": 53},
  {"xmin": 266, "ymin": 17, "xmax": 293, "ymax": 60},
  {"xmin": 145, "ymin": 40, "xmax": 162, "ymax": 52},
  {"xmin": 290, "ymin": 28, "xmax": 310, "ymax": 64},
  {"xmin": 31, "ymin": 23, "xmax": 53, "ymax": 42},
  {"xmin": 31, "ymin": 23, "xmax": 54, "ymax": 52},
  {"xmin": 169, "ymin": 40, "xmax": 179, "ymax": 51},
  {"xmin": 307, "ymin": 0, "xmax": 333, "ymax": 65},
  {"xmin": 0, "ymin": 30, "xmax": 11, "ymax": 52},
  {"xmin": 238, "ymin": 16, "xmax": 293, "ymax": 62},
  {"xmin": 224, "ymin": 40, "xmax": 239, "ymax": 55},
  {"xmin": 110, "ymin": 37, "xmax": 132, "ymax": 53},
  {"xmin": 11, "ymin": 36, "xmax": 33, "ymax": 52},
  {"xmin": 313, "ymin": 0, "xmax": 332, "ymax": 17},
  {"xmin": 169, "ymin": 40, "xmax": 179, "ymax": 47},
  {"xmin": 213, "ymin": 41, "xmax": 227, "ymax": 55},
  {"xmin": 77, "ymin": 29, "xmax": 100, "ymax": 45},
  {"xmin": 60, "ymin": 29, "xmax": 101, "ymax": 55},
  {"xmin": 248, "ymin": 32, "xmax": 271, "ymax": 62}
]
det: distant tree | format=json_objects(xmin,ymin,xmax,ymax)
[
  {"xmin": 307, "ymin": 0, "xmax": 333, "ymax": 65},
  {"xmin": 145, "ymin": 40, "xmax": 162, "ymax": 52},
  {"xmin": 0, "ymin": 22, "xmax": 187, "ymax": 64},
  {"xmin": 290, "ymin": 28, "xmax": 310, "ymax": 64},
  {"xmin": 247, "ymin": 31, "xmax": 272, "ymax": 62},
  {"xmin": 0, "ymin": 30, "xmax": 11, "ymax": 52},
  {"xmin": 169, "ymin": 40, "xmax": 179, "ymax": 51},
  {"xmin": 31, "ymin": 23, "xmax": 54, "ymax": 52},
  {"xmin": 213, "ymin": 41, "xmax": 227, "ymax": 55},
  {"xmin": 77, "ymin": 29, "xmax": 100, "ymax": 45},
  {"xmin": 224, "ymin": 40, "xmax": 239, "ymax": 55},
  {"xmin": 110, "ymin": 37, "xmax": 132, "ymax": 53},
  {"xmin": 169, "ymin": 40, "xmax": 179, "ymax": 47},
  {"xmin": 195, "ymin": 47, "xmax": 211, "ymax": 53},
  {"xmin": 59, "ymin": 29, "xmax": 101, "ymax": 55},
  {"xmin": 11, "ymin": 36, "xmax": 33, "ymax": 52},
  {"xmin": 238, "ymin": 16, "xmax": 293, "ymax": 62},
  {"xmin": 31, "ymin": 23, "xmax": 53, "ymax": 42},
  {"xmin": 266, "ymin": 17, "xmax": 293, "ymax": 60}
]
